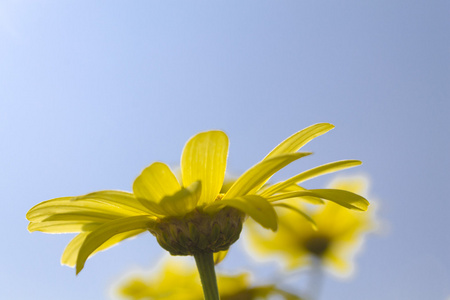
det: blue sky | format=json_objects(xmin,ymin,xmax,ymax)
[{"xmin": 1, "ymin": 1, "xmax": 449, "ymax": 299}]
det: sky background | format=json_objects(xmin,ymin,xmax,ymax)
[{"xmin": 1, "ymin": 1, "xmax": 449, "ymax": 299}]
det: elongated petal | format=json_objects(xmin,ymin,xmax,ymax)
[
  {"xmin": 272, "ymin": 203, "xmax": 317, "ymax": 230},
  {"xmin": 28, "ymin": 210, "xmax": 117, "ymax": 233},
  {"xmin": 270, "ymin": 184, "xmax": 325, "ymax": 204},
  {"xmin": 135, "ymin": 199, "xmax": 168, "ymax": 217},
  {"xmin": 27, "ymin": 197, "xmax": 143, "ymax": 223},
  {"xmin": 264, "ymin": 123, "xmax": 334, "ymax": 160},
  {"xmin": 308, "ymin": 189, "xmax": 369, "ymax": 211},
  {"xmin": 136, "ymin": 182, "xmax": 201, "ymax": 218},
  {"xmin": 159, "ymin": 181, "xmax": 201, "ymax": 216},
  {"xmin": 61, "ymin": 233, "xmax": 88, "ymax": 267},
  {"xmin": 62, "ymin": 229, "xmax": 145, "ymax": 267},
  {"xmin": 213, "ymin": 250, "xmax": 228, "ymax": 265},
  {"xmin": 42, "ymin": 212, "xmax": 120, "ymax": 223},
  {"xmin": 76, "ymin": 216, "xmax": 155, "ymax": 274},
  {"xmin": 225, "ymin": 153, "xmax": 311, "ymax": 199},
  {"xmin": 268, "ymin": 191, "xmax": 322, "ymax": 202},
  {"xmin": 93, "ymin": 229, "xmax": 146, "ymax": 254},
  {"xmin": 181, "ymin": 131, "xmax": 229, "ymax": 205},
  {"xmin": 73, "ymin": 191, "xmax": 150, "ymax": 214},
  {"xmin": 205, "ymin": 195, "xmax": 277, "ymax": 231},
  {"xmin": 28, "ymin": 221, "xmax": 101, "ymax": 233},
  {"xmin": 260, "ymin": 160, "xmax": 362, "ymax": 197},
  {"xmin": 133, "ymin": 162, "xmax": 181, "ymax": 203},
  {"xmin": 269, "ymin": 189, "xmax": 369, "ymax": 211}
]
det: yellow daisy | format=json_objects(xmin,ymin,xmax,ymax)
[
  {"xmin": 26, "ymin": 123, "xmax": 369, "ymax": 276},
  {"xmin": 117, "ymin": 259, "xmax": 202, "ymax": 300},
  {"xmin": 117, "ymin": 258, "xmax": 302, "ymax": 300},
  {"xmin": 246, "ymin": 176, "xmax": 375, "ymax": 277}
]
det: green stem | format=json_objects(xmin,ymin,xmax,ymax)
[{"xmin": 194, "ymin": 252, "xmax": 220, "ymax": 300}]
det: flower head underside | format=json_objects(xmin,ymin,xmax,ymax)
[{"xmin": 26, "ymin": 123, "xmax": 369, "ymax": 274}]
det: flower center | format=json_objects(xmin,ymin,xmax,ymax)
[
  {"xmin": 149, "ymin": 207, "xmax": 245, "ymax": 256},
  {"xmin": 303, "ymin": 235, "xmax": 331, "ymax": 257}
]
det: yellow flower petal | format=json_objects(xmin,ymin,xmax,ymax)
[
  {"xmin": 62, "ymin": 229, "xmax": 145, "ymax": 267},
  {"xmin": 262, "ymin": 184, "xmax": 325, "ymax": 204},
  {"xmin": 73, "ymin": 191, "xmax": 150, "ymax": 214},
  {"xmin": 61, "ymin": 232, "xmax": 88, "ymax": 267},
  {"xmin": 269, "ymin": 189, "xmax": 369, "ymax": 211},
  {"xmin": 158, "ymin": 181, "xmax": 201, "ymax": 217},
  {"xmin": 76, "ymin": 216, "xmax": 156, "ymax": 274},
  {"xmin": 28, "ymin": 221, "xmax": 100, "ymax": 233},
  {"xmin": 308, "ymin": 189, "xmax": 369, "ymax": 211},
  {"xmin": 272, "ymin": 203, "xmax": 317, "ymax": 230},
  {"xmin": 181, "ymin": 131, "xmax": 229, "ymax": 205},
  {"xmin": 263, "ymin": 123, "xmax": 334, "ymax": 159},
  {"xmin": 134, "ymin": 200, "xmax": 168, "ymax": 217},
  {"xmin": 28, "ymin": 211, "xmax": 118, "ymax": 233},
  {"xmin": 216, "ymin": 273, "xmax": 250, "ymax": 297},
  {"xmin": 133, "ymin": 162, "xmax": 181, "ymax": 203},
  {"xmin": 26, "ymin": 196, "xmax": 138, "ymax": 223},
  {"xmin": 324, "ymin": 251, "xmax": 351, "ymax": 274},
  {"xmin": 94, "ymin": 229, "xmax": 146, "ymax": 253},
  {"xmin": 225, "ymin": 153, "xmax": 311, "ymax": 199},
  {"xmin": 213, "ymin": 250, "xmax": 228, "ymax": 265},
  {"xmin": 206, "ymin": 195, "xmax": 277, "ymax": 231},
  {"xmin": 41, "ymin": 212, "xmax": 119, "ymax": 223},
  {"xmin": 260, "ymin": 160, "xmax": 362, "ymax": 197}
]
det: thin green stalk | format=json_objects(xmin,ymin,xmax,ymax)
[
  {"xmin": 308, "ymin": 256, "xmax": 324, "ymax": 300},
  {"xmin": 194, "ymin": 252, "xmax": 220, "ymax": 300}
]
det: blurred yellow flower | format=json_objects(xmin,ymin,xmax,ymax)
[
  {"xmin": 246, "ymin": 176, "xmax": 376, "ymax": 277},
  {"xmin": 26, "ymin": 123, "xmax": 368, "ymax": 274},
  {"xmin": 117, "ymin": 258, "xmax": 302, "ymax": 300},
  {"xmin": 118, "ymin": 259, "xmax": 201, "ymax": 300}
]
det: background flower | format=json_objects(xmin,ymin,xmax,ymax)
[
  {"xmin": 116, "ymin": 257, "xmax": 302, "ymax": 300},
  {"xmin": 245, "ymin": 175, "xmax": 376, "ymax": 278}
]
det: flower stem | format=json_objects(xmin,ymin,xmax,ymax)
[
  {"xmin": 194, "ymin": 252, "xmax": 220, "ymax": 300},
  {"xmin": 308, "ymin": 256, "xmax": 324, "ymax": 300}
]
